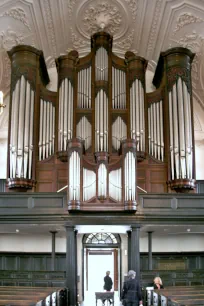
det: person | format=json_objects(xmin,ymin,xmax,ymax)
[
  {"xmin": 153, "ymin": 276, "xmax": 164, "ymax": 289},
  {"xmin": 103, "ymin": 271, "xmax": 113, "ymax": 305},
  {"xmin": 104, "ymin": 270, "xmax": 113, "ymax": 291},
  {"xmin": 121, "ymin": 270, "xmax": 143, "ymax": 306}
]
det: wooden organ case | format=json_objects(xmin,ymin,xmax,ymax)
[{"xmin": 7, "ymin": 32, "xmax": 196, "ymax": 212}]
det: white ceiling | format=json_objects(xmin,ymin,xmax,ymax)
[{"xmin": 1, "ymin": 0, "xmax": 204, "ymax": 140}]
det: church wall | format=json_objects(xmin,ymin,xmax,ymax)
[
  {"xmin": 0, "ymin": 234, "xmax": 66, "ymax": 252},
  {"xmin": 0, "ymin": 234, "xmax": 203, "ymax": 253}
]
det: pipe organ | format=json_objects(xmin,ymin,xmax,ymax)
[{"xmin": 7, "ymin": 32, "xmax": 196, "ymax": 211}]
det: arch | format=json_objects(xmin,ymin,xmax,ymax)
[{"xmin": 83, "ymin": 232, "xmax": 121, "ymax": 246}]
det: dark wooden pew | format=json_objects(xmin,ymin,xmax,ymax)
[
  {"xmin": 0, "ymin": 286, "xmax": 68, "ymax": 306},
  {"xmin": 153, "ymin": 286, "xmax": 204, "ymax": 306}
]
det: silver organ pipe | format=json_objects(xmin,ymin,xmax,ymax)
[
  {"xmin": 172, "ymin": 82, "xmax": 179, "ymax": 178},
  {"xmin": 160, "ymin": 100, "xmax": 164, "ymax": 161},
  {"xmin": 177, "ymin": 77, "xmax": 185, "ymax": 177},
  {"xmin": 69, "ymin": 151, "xmax": 81, "ymax": 201},
  {"xmin": 17, "ymin": 75, "xmax": 26, "ymax": 177},
  {"xmin": 183, "ymin": 82, "xmax": 192, "ymax": 178},
  {"xmin": 77, "ymin": 67, "xmax": 91, "ymax": 108},
  {"xmin": 153, "ymin": 102, "xmax": 157, "ymax": 158},
  {"xmin": 24, "ymin": 82, "xmax": 31, "ymax": 177},
  {"xmin": 112, "ymin": 67, "xmax": 126, "ymax": 109},
  {"xmin": 109, "ymin": 168, "xmax": 122, "ymax": 201},
  {"xmin": 130, "ymin": 79, "xmax": 145, "ymax": 151},
  {"xmin": 168, "ymin": 92, "xmax": 174, "ymax": 180},
  {"xmin": 28, "ymin": 91, "xmax": 34, "ymax": 180},
  {"xmin": 83, "ymin": 168, "xmax": 96, "ymax": 201},
  {"xmin": 95, "ymin": 89, "xmax": 108, "ymax": 152},
  {"xmin": 124, "ymin": 152, "xmax": 136, "ymax": 201},
  {"xmin": 95, "ymin": 47, "xmax": 108, "ymax": 81},
  {"xmin": 9, "ymin": 76, "xmax": 35, "ymax": 179},
  {"xmin": 98, "ymin": 163, "xmax": 107, "ymax": 198},
  {"xmin": 112, "ymin": 117, "xmax": 127, "ymax": 150},
  {"xmin": 39, "ymin": 99, "xmax": 55, "ymax": 161},
  {"xmin": 148, "ymin": 100, "xmax": 164, "ymax": 161},
  {"xmin": 168, "ymin": 78, "xmax": 193, "ymax": 180},
  {"xmin": 58, "ymin": 78, "xmax": 73, "ymax": 151},
  {"xmin": 11, "ymin": 79, "xmax": 20, "ymax": 177},
  {"xmin": 76, "ymin": 116, "xmax": 92, "ymax": 150}
]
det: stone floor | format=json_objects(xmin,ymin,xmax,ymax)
[{"xmin": 79, "ymin": 291, "xmax": 121, "ymax": 306}]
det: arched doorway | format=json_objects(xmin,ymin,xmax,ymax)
[{"xmin": 82, "ymin": 233, "xmax": 121, "ymax": 302}]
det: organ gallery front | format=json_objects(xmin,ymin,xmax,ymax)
[{"xmin": 6, "ymin": 31, "xmax": 196, "ymax": 211}]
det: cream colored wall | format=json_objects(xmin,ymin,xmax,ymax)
[
  {"xmin": 0, "ymin": 233, "xmax": 203, "ymax": 253},
  {"xmin": 140, "ymin": 234, "xmax": 204, "ymax": 252},
  {"xmin": 0, "ymin": 234, "xmax": 66, "ymax": 252}
]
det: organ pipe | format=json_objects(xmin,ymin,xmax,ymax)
[
  {"xmin": 69, "ymin": 151, "xmax": 81, "ymax": 201},
  {"xmin": 130, "ymin": 79, "xmax": 145, "ymax": 151},
  {"xmin": 112, "ymin": 67, "xmax": 126, "ymax": 109},
  {"xmin": 148, "ymin": 100, "xmax": 164, "ymax": 161},
  {"xmin": 83, "ymin": 168, "xmax": 96, "ymax": 201},
  {"xmin": 9, "ymin": 77, "xmax": 35, "ymax": 180},
  {"xmin": 109, "ymin": 168, "xmax": 122, "ymax": 201},
  {"xmin": 124, "ymin": 152, "xmax": 136, "ymax": 201},
  {"xmin": 39, "ymin": 99, "xmax": 55, "ymax": 161},
  {"xmin": 168, "ymin": 78, "xmax": 193, "ymax": 181},
  {"xmin": 76, "ymin": 116, "xmax": 92, "ymax": 150},
  {"xmin": 58, "ymin": 78, "xmax": 73, "ymax": 152},
  {"xmin": 112, "ymin": 117, "xmax": 127, "ymax": 150},
  {"xmin": 77, "ymin": 67, "xmax": 91, "ymax": 108},
  {"xmin": 95, "ymin": 89, "xmax": 108, "ymax": 152},
  {"xmin": 98, "ymin": 163, "xmax": 107, "ymax": 198}
]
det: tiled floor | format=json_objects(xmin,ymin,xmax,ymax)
[{"xmin": 79, "ymin": 291, "xmax": 121, "ymax": 306}]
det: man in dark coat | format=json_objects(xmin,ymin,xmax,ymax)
[
  {"xmin": 121, "ymin": 270, "xmax": 143, "ymax": 306},
  {"xmin": 103, "ymin": 271, "xmax": 113, "ymax": 305},
  {"xmin": 104, "ymin": 270, "xmax": 113, "ymax": 291}
]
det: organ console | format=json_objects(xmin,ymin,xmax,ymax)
[{"xmin": 6, "ymin": 31, "xmax": 196, "ymax": 211}]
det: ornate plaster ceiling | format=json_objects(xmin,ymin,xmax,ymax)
[{"xmin": 1, "ymin": 0, "xmax": 204, "ymax": 140}]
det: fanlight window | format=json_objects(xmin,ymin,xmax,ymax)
[{"xmin": 83, "ymin": 233, "xmax": 120, "ymax": 244}]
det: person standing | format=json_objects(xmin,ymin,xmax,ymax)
[
  {"xmin": 104, "ymin": 270, "xmax": 113, "ymax": 291},
  {"xmin": 103, "ymin": 271, "xmax": 113, "ymax": 305},
  {"xmin": 121, "ymin": 270, "xmax": 143, "ymax": 306}
]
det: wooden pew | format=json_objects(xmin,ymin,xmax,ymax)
[
  {"xmin": 0, "ymin": 286, "xmax": 68, "ymax": 306},
  {"xmin": 153, "ymin": 286, "xmax": 204, "ymax": 306}
]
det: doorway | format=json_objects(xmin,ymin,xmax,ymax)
[{"xmin": 82, "ymin": 233, "xmax": 121, "ymax": 302}]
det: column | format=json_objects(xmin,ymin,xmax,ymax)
[
  {"xmin": 148, "ymin": 232, "xmax": 153, "ymax": 270},
  {"xmin": 50, "ymin": 231, "xmax": 57, "ymax": 271},
  {"xmin": 131, "ymin": 226, "xmax": 140, "ymax": 281},
  {"xmin": 127, "ymin": 230, "xmax": 131, "ymax": 271},
  {"xmin": 65, "ymin": 226, "xmax": 77, "ymax": 306}
]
